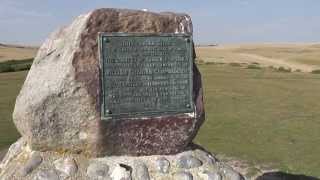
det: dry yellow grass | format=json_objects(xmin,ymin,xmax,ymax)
[
  {"xmin": 196, "ymin": 44, "xmax": 320, "ymax": 72},
  {"xmin": 0, "ymin": 44, "xmax": 38, "ymax": 62}
]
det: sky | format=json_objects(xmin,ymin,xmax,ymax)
[{"xmin": 1, "ymin": 0, "xmax": 320, "ymax": 45}]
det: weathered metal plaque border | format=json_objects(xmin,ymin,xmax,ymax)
[{"xmin": 99, "ymin": 33, "xmax": 194, "ymax": 120}]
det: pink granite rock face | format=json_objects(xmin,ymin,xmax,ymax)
[{"xmin": 13, "ymin": 8, "xmax": 205, "ymax": 157}]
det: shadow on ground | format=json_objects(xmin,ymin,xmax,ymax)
[{"xmin": 256, "ymin": 172, "xmax": 319, "ymax": 180}]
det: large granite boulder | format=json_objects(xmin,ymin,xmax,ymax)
[{"xmin": 13, "ymin": 8, "xmax": 204, "ymax": 156}]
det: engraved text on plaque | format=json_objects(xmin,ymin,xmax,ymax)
[{"xmin": 99, "ymin": 33, "xmax": 193, "ymax": 119}]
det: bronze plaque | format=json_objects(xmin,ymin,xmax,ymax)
[{"xmin": 99, "ymin": 33, "xmax": 193, "ymax": 119}]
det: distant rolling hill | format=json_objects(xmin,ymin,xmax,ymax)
[
  {"xmin": 0, "ymin": 43, "xmax": 38, "ymax": 62},
  {"xmin": 196, "ymin": 43, "xmax": 320, "ymax": 72},
  {"xmin": 1, "ymin": 42, "xmax": 320, "ymax": 72}
]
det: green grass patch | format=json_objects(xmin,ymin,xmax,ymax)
[
  {"xmin": 195, "ymin": 64, "xmax": 320, "ymax": 178},
  {"xmin": 0, "ymin": 71, "xmax": 27, "ymax": 149},
  {"xmin": 229, "ymin": 62, "xmax": 242, "ymax": 67},
  {"xmin": 0, "ymin": 59, "xmax": 33, "ymax": 73},
  {"xmin": 276, "ymin": 66, "xmax": 292, "ymax": 73},
  {"xmin": 246, "ymin": 64, "xmax": 262, "ymax": 70},
  {"xmin": 311, "ymin": 69, "xmax": 320, "ymax": 74}
]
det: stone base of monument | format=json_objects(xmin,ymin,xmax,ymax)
[{"xmin": 0, "ymin": 138, "xmax": 243, "ymax": 180}]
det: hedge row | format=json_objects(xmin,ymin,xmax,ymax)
[{"xmin": 0, "ymin": 59, "xmax": 33, "ymax": 73}]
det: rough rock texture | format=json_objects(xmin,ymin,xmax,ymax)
[
  {"xmin": 53, "ymin": 157, "xmax": 78, "ymax": 178},
  {"xmin": 19, "ymin": 152, "xmax": 43, "ymax": 177},
  {"xmin": 174, "ymin": 171, "xmax": 194, "ymax": 180},
  {"xmin": 13, "ymin": 8, "xmax": 204, "ymax": 156},
  {"xmin": 177, "ymin": 155, "xmax": 203, "ymax": 169},
  {"xmin": 155, "ymin": 157, "xmax": 170, "ymax": 174},
  {"xmin": 0, "ymin": 139, "xmax": 243, "ymax": 180}
]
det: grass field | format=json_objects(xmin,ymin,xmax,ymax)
[
  {"xmin": 1, "ymin": 65, "xmax": 319, "ymax": 177},
  {"xmin": 0, "ymin": 44, "xmax": 37, "ymax": 62},
  {"xmin": 0, "ymin": 71, "xmax": 27, "ymax": 149},
  {"xmin": 196, "ymin": 44, "xmax": 320, "ymax": 72},
  {"xmin": 0, "ymin": 45, "xmax": 320, "ymax": 178},
  {"xmin": 195, "ymin": 64, "xmax": 320, "ymax": 177}
]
